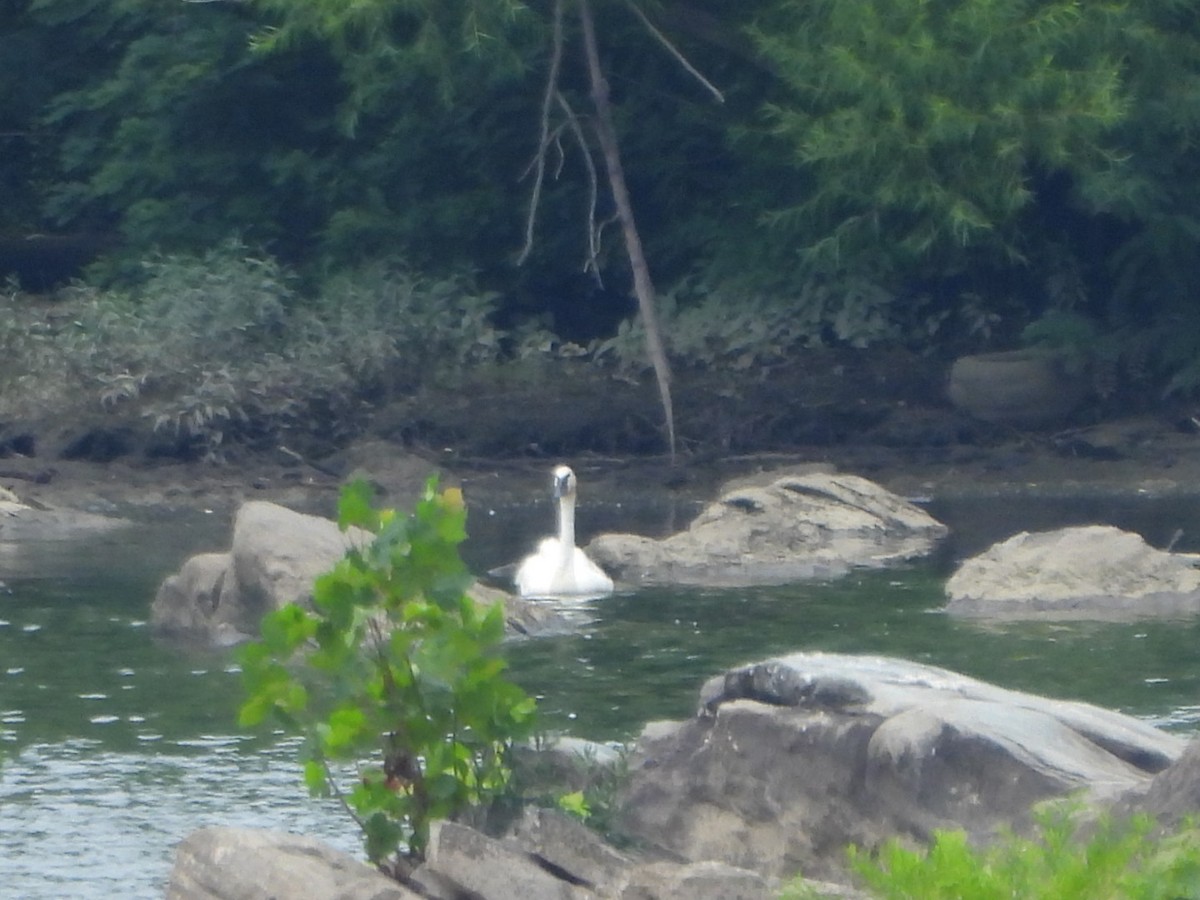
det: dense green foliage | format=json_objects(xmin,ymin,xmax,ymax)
[
  {"xmin": 750, "ymin": 0, "xmax": 1127, "ymax": 265},
  {"xmin": 0, "ymin": 244, "xmax": 531, "ymax": 459},
  {"xmin": 792, "ymin": 809, "xmax": 1200, "ymax": 900},
  {"xmin": 4, "ymin": 0, "xmax": 1200, "ymax": 394},
  {"xmin": 239, "ymin": 478, "xmax": 537, "ymax": 864}
]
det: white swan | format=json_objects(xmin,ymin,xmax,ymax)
[{"xmin": 514, "ymin": 465, "xmax": 614, "ymax": 599}]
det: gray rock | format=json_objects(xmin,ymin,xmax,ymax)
[
  {"xmin": 151, "ymin": 552, "xmax": 232, "ymax": 638},
  {"xmin": 418, "ymin": 813, "xmax": 781, "ymax": 900},
  {"xmin": 945, "ymin": 525, "xmax": 1200, "ymax": 619},
  {"xmin": 424, "ymin": 819, "xmax": 591, "ymax": 899},
  {"xmin": 229, "ymin": 501, "xmax": 367, "ymax": 625},
  {"xmin": 508, "ymin": 807, "xmax": 636, "ymax": 892},
  {"xmin": 1114, "ymin": 737, "xmax": 1200, "ymax": 828},
  {"xmin": 165, "ymin": 827, "xmax": 418, "ymax": 900},
  {"xmin": 166, "ymin": 816, "xmax": 791, "ymax": 900},
  {"xmin": 617, "ymin": 652, "xmax": 1185, "ymax": 881},
  {"xmin": 511, "ymin": 736, "xmax": 626, "ymax": 802},
  {"xmin": 621, "ymin": 860, "xmax": 775, "ymax": 900},
  {"xmin": 0, "ymin": 495, "xmax": 130, "ymax": 541},
  {"xmin": 151, "ymin": 500, "xmax": 576, "ymax": 644},
  {"xmin": 587, "ymin": 472, "xmax": 946, "ymax": 588}
]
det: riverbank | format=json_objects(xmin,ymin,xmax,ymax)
[{"xmin": 4, "ymin": 412, "xmax": 1200, "ymax": 526}]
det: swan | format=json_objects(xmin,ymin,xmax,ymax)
[{"xmin": 514, "ymin": 465, "xmax": 614, "ymax": 599}]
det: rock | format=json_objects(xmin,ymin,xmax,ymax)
[
  {"xmin": 0, "ymin": 489, "xmax": 130, "ymax": 541},
  {"xmin": 507, "ymin": 808, "xmax": 637, "ymax": 892},
  {"xmin": 511, "ymin": 736, "xmax": 626, "ymax": 801},
  {"xmin": 165, "ymin": 826, "xmax": 418, "ymax": 900},
  {"xmin": 418, "ymin": 813, "xmax": 780, "ymax": 900},
  {"xmin": 621, "ymin": 860, "xmax": 776, "ymax": 900},
  {"xmin": 423, "ymin": 819, "xmax": 592, "ymax": 899},
  {"xmin": 151, "ymin": 500, "xmax": 576, "ymax": 644},
  {"xmin": 228, "ymin": 501, "xmax": 368, "ymax": 625},
  {"xmin": 945, "ymin": 525, "xmax": 1200, "ymax": 619},
  {"xmin": 167, "ymin": 816, "xmax": 788, "ymax": 900},
  {"xmin": 948, "ymin": 349, "xmax": 1089, "ymax": 426},
  {"xmin": 150, "ymin": 502, "xmax": 364, "ymax": 641},
  {"xmin": 151, "ymin": 552, "xmax": 232, "ymax": 637},
  {"xmin": 1114, "ymin": 737, "xmax": 1200, "ymax": 828},
  {"xmin": 587, "ymin": 472, "xmax": 947, "ymax": 587},
  {"xmin": 615, "ymin": 652, "xmax": 1184, "ymax": 882}
]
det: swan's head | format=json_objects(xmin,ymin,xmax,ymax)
[{"xmin": 552, "ymin": 465, "xmax": 577, "ymax": 501}]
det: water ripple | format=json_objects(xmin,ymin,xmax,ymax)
[{"xmin": 0, "ymin": 739, "xmax": 361, "ymax": 900}]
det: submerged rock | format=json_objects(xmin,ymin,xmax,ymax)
[
  {"xmin": 0, "ymin": 485, "xmax": 130, "ymax": 541},
  {"xmin": 587, "ymin": 471, "xmax": 947, "ymax": 587},
  {"xmin": 945, "ymin": 524, "xmax": 1200, "ymax": 619}
]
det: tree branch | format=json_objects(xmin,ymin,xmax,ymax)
[
  {"xmin": 553, "ymin": 91, "xmax": 604, "ymax": 282},
  {"xmin": 517, "ymin": 0, "xmax": 567, "ymax": 266},
  {"xmin": 579, "ymin": 0, "xmax": 676, "ymax": 461},
  {"xmin": 622, "ymin": 0, "xmax": 724, "ymax": 103}
]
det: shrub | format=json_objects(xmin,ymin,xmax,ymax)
[
  {"xmin": 0, "ymin": 243, "xmax": 521, "ymax": 459},
  {"xmin": 238, "ymin": 478, "xmax": 537, "ymax": 868},
  {"xmin": 591, "ymin": 271, "xmax": 898, "ymax": 378},
  {"xmin": 835, "ymin": 808, "xmax": 1200, "ymax": 900}
]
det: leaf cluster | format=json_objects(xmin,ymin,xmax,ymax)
[{"xmin": 239, "ymin": 478, "xmax": 537, "ymax": 864}]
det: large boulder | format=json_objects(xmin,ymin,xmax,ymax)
[
  {"xmin": 587, "ymin": 472, "xmax": 947, "ymax": 588},
  {"xmin": 945, "ymin": 525, "xmax": 1200, "ymax": 619},
  {"xmin": 150, "ymin": 501, "xmax": 364, "ymax": 642},
  {"xmin": 151, "ymin": 500, "xmax": 573, "ymax": 645},
  {"xmin": 614, "ymin": 652, "xmax": 1185, "ymax": 882}
]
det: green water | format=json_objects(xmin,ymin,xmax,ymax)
[
  {"xmin": 2, "ymin": 495, "xmax": 1200, "ymax": 898},
  {"xmin": 509, "ymin": 570, "xmax": 1200, "ymax": 739}
]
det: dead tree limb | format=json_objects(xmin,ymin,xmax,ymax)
[
  {"xmin": 517, "ymin": 0, "xmax": 567, "ymax": 267},
  {"xmin": 578, "ymin": 0, "xmax": 676, "ymax": 461}
]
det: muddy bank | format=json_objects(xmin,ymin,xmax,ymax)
[
  {"xmin": 3, "ymin": 413, "xmax": 1200, "ymax": 528},
  {"xmin": 3, "ymin": 346, "xmax": 1200, "ymax": 517}
]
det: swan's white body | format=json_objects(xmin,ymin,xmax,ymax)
[{"xmin": 515, "ymin": 466, "xmax": 614, "ymax": 599}]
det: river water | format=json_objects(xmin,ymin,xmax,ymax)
[{"xmin": 2, "ymin": 487, "xmax": 1200, "ymax": 898}]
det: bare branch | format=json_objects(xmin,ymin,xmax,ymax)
[
  {"xmin": 517, "ymin": 0, "xmax": 567, "ymax": 265},
  {"xmin": 554, "ymin": 92, "xmax": 604, "ymax": 283},
  {"xmin": 622, "ymin": 0, "xmax": 724, "ymax": 104},
  {"xmin": 579, "ymin": 0, "xmax": 676, "ymax": 461}
]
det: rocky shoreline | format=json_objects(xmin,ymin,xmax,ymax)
[{"xmin": 5, "ymin": 411, "xmax": 1200, "ymax": 525}]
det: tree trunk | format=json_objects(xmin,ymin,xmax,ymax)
[{"xmin": 578, "ymin": 0, "xmax": 676, "ymax": 463}]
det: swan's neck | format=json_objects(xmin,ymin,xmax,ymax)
[{"xmin": 556, "ymin": 494, "xmax": 577, "ymax": 552}]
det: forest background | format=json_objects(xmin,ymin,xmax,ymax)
[{"xmin": 2, "ymin": 0, "xmax": 1200, "ymax": 463}]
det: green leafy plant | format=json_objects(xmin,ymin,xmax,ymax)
[
  {"xmin": 238, "ymin": 478, "xmax": 537, "ymax": 868},
  {"xmin": 0, "ymin": 244, "xmax": 520, "ymax": 459},
  {"xmin": 591, "ymin": 271, "xmax": 898, "ymax": 378},
  {"xmin": 1021, "ymin": 309, "xmax": 1104, "ymax": 377},
  {"xmin": 837, "ymin": 808, "xmax": 1200, "ymax": 900},
  {"xmin": 556, "ymin": 790, "xmax": 591, "ymax": 821}
]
